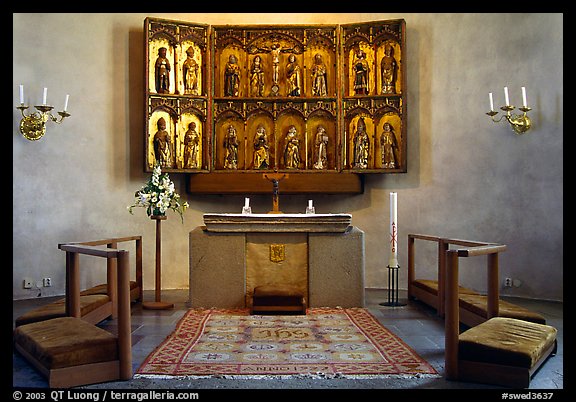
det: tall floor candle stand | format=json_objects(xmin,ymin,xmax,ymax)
[
  {"xmin": 379, "ymin": 265, "xmax": 407, "ymax": 307},
  {"xmin": 142, "ymin": 215, "xmax": 174, "ymax": 310}
]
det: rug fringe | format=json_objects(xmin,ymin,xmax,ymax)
[{"xmin": 134, "ymin": 373, "xmax": 441, "ymax": 380}]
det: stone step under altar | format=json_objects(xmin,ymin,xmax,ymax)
[{"xmin": 202, "ymin": 213, "xmax": 352, "ymax": 233}]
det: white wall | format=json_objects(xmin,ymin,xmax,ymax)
[{"xmin": 13, "ymin": 13, "xmax": 563, "ymax": 301}]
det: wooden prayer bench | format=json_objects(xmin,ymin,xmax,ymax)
[
  {"xmin": 445, "ymin": 245, "xmax": 557, "ymax": 388},
  {"xmin": 407, "ymin": 234, "xmax": 547, "ymax": 326},
  {"xmin": 13, "ymin": 243, "xmax": 133, "ymax": 388},
  {"xmin": 15, "ymin": 236, "xmax": 142, "ymax": 327},
  {"xmin": 251, "ymin": 285, "xmax": 306, "ymax": 315}
]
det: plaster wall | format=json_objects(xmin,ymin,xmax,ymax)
[{"xmin": 13, "ymin": 13, "xmax": 563, "ymax": 301}]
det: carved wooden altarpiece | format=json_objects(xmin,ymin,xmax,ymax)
[{"xmin": 144, "ymin": 17, "xmax": 406, "ymax": 194}]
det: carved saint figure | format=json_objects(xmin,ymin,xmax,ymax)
[
  {"xmin": 381, "ymin": 43, "xmax": 397, "ymax": 94},
  {"xmin": 283, "ymin": 125, "xmax": 300, "ymax": 169},
  {"xmin": 380, "ymin": 122, "xmax": 399, "ymax": 168},
  {"xmin": 313, "ymin": 125, "xmax": 329, "ymax": 170},
  {"xmin": 183, "ymin": 122, "xmax": 200, "ymax": 169},
  {"xmin": 352, "ymin": 117, "xmax": 370, "ymax": 169},
  {"xmin": 182, "ymin": 46, "xmax": 199, "ymax": 95},
  {"xmin": 311, "ymin": 53, "xmax": 328, "ymax": 97},
  {"xmin": 223, "ymin": 124, "xmax": 239, "ymax": 169},
  {"xmin": 224, "ymin": 54, "xmax": 240, "ymax": 97},
  {"xmin": 353, "ymin": 49, "xmax": 369, "ymax": 95},
  {"xmin": 153, "ymin": 117, "xmax": 172, "ymax": 168},
  {"xmin": 250, "ymin": 55, "xmax": 265, "ymax": 97},
  {"xmin": 286, "ymin": 54, "xmax": 301, "ymax": 97},
  {"xmin": 253, "ymin": 125, "xmax": 270, "ymax": 169},
  {"xmin": 155, "ymin": 47, "xmax": 171, "ymax": 94}
]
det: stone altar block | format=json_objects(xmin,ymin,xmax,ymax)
[{"xmin": 188, "ymin": 214, "xmax": 365, "ymax": 308}]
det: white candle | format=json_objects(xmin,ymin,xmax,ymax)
[
  {"xmin": 244, "ymin": 197, "xmax": 249, "ymax": 208},
  {"xmin": 19, "ymin": 84, "xmax": 24, "ymax": 104},
  {"xmin": 489, "ymin": 92, "xmax": 494, "ymax": 111},
  {"xmin": 389, "ymin": 192, "xmax": 399, "ymax": 267},
  {"xmin": 64, "ymin": 94, "xmax": 70, "ymax": 112},
  {"xmin": 42, "ymin": 87, "xmax": 48, "ymax": 105},
  {"xmin": 504, "ymin": 86, "xmax": 509, "ymax": 106},
  {"xmin": 308, "ymin": 200, "xmax": 313, "ymax": 209},
  {"xmin": 521, "ymin": 87, "xmax": 527, "ymax": 107}
]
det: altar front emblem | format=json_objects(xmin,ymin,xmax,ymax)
[{"xmin": 269, "ymin": 244, "xmax": 286, "ymax": 263}]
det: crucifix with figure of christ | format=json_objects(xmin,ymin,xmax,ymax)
[{"xmin": 263, "ymin": 171, "xmax": 288, "ymax": 214}]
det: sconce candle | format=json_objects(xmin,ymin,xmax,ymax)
[
  {"xmin": 19, "ymin": 85, "xmax": 24, "ymax": 104},
  {"xmin": 504, "ymin": 86, "xmax": 510, "ymax": 106},
  {"xmin": 64, "ymin": 94, "xmax": 70, "ymax": 112},
  {"xmin": 522, "ymin": 87, "xmax": 527, "ymax": 107},
  {"xmin": 489, "ymin": 92, "xmax": 494, "ymax": 111},
  {"xmin": 308, "ymin": 200, "xmax": 313, "ymax": 209},
  {"xmin": 244, "ymin": 197, "xmax": 250, "ymax": 208},
  {"xmin": 42, "ymin": 87, "xmax": 48, "ymax": 105}
]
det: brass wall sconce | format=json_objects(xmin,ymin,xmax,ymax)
[
  {"xmin": 486, "ymin": 86, "xmax": 532, "ymax": 135},
  {"xmin": 16, "ymin": 85, "xmax": 70, "ymax": 141}
]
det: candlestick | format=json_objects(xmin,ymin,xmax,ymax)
[
  {"xmin": 19, "ymin": 85, "xmax": 24, "ymax": 104},
  {"xmin": 64, "ymin": 94, "xmax": 70, "ymax": 112},
  {"xmin": 489, "ymin": 92, "xmax": 494, "ymax": 111},
  {"xmin": 521, "ymin": 87, "xmax": 527, "ymax": 107},
  {"xmin": 42, "ymin": 87, "xmax": 47, "ymax": 105},
  {"xmin": 305, "ymin": 199, "xmax": 315, "ymax": 214},
  {"xmin": 504, "ymin": 86, "xmax": 509, "ymax": 106},
  {"xmin": 389, "ymin": 192, "xmax": 399, "ymax": 268}
]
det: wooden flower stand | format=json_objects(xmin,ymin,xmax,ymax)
[{"xmin": 142, "ymin": 215, "xmax": 174, "ymax": 310}]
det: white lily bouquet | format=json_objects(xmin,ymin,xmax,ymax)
[{"xmin": 128, "ymin": 164, "xmax": 189, "ymax": 223}]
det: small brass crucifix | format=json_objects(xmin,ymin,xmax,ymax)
[{"xmin": 263, "ymin": 171, "xmax": 288, "ymax": 214}]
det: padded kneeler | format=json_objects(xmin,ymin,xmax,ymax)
[
  {"xmin": 457, "ymin": 317, "xmax": 557, "ymax": 388},
  {"xmin": 13, "ymin": 317, "xmax": 119, "ymax": 388},
  {"xmin": 251, "ymin": 285, "xmax": 306, "ymax": 315}
]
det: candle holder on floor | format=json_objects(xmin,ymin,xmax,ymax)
[{"xmin": 380, "ymin": 265, "xmax": 407, "ymax": 307}]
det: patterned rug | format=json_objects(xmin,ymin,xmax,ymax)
[{"xmin": 135, "ymin": 307, "xmax": 438, "ymax": 379}]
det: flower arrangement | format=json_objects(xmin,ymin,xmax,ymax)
[{"xmin": 128, "ymin": 164, "xmax": 189, "ymax": 223}]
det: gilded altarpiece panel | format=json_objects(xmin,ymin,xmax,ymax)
[{"xmin": 144, "ymin": 18, "xmax": 406, "ymax": 192}]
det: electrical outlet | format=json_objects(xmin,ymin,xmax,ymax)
[
  {"xmin": 504, "ymin": 277, "xmax": 512, "ymax": 288},
  {"xmin": 23, "ymin": 278, "xmax": 33, "ymax": 289},
  {"xmin": 43, "ymin": 278, "xmax": 52, "ymax": 287}
]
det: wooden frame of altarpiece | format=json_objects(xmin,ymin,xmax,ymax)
[{"xmin": 144, "ymin": 17, "xmax": 406, "ymax": 194}]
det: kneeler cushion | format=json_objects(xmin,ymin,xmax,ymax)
[
  {"xmin": 15, "ymin": 295, "xmax": 110, "ymax": 327},
  {"xmin": 458, "ymin": 317, "xmax": 557, "ymax": 369},
  {"xmin": 252, "ymin": 285, "xmax": 304, "ymax": 306},
  {"xmin": 458, "ymin": 294, "xmax": 547, "ymax": 324},
  {"xmin": 412, "ymin": 279, "xmax": 478, "ymax": 296},
  {"xmin": 13, "ymin": 317, "xmax": 118, "ymax": 370}
]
